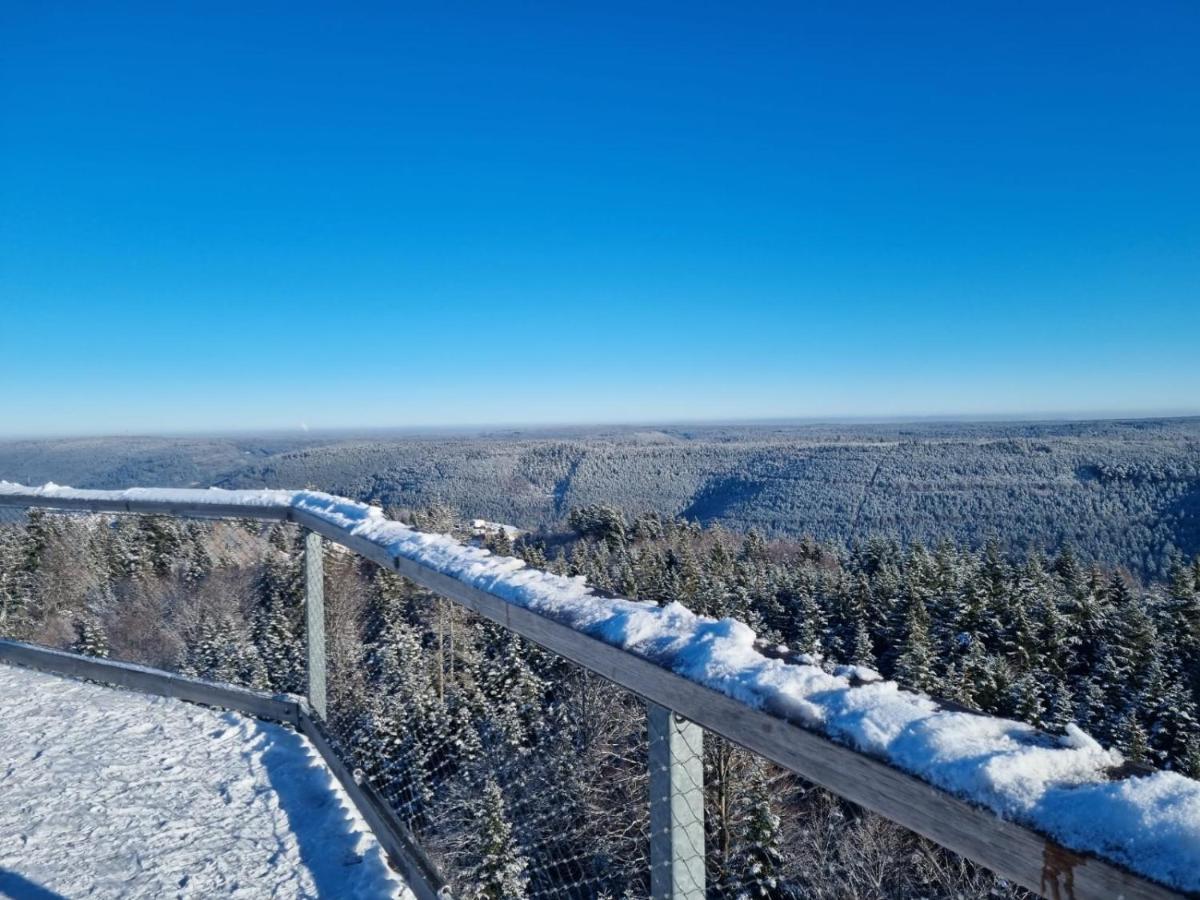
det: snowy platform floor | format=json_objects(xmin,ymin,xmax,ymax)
[{"xmin": 0, "ymin": 664, "xmax": 408, "ymax": 899}]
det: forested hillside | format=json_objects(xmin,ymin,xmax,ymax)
[{"xmin": 2, "ymin": 417, "xmax": 1198, "ymax": 578}]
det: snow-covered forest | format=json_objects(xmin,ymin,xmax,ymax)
[
  {"xmin": 1, "ymin": 417, "xmax": 1197, "ymax": 580},
  {"xmin": 4, "ymin": 501, "xmax": 1200, "ymax": 899}
]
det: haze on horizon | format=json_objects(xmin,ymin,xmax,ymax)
[
  {"xmin": 3, "ymin": 409, "xmax": 1200, "ymax": 444},
  {"xmin": 2, "ymin": 3, "xmax": 1197, "ymax": 438}
]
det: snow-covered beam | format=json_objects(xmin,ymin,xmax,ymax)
[{"xmin": 0, "ymin": 482, "xmax": 295, "ymax": 520}]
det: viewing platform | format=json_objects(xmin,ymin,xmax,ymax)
[
  {"xmin": 0, "ymin": 662, "xmax": 407, "ymax": 898},
  {"xmin": 1, "ymin": 481, "xmax": 1197, "ymax": 900}
]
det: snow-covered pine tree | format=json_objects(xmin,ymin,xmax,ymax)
[
  {"xmin": 833, "ymin": 575, "xmax": 875, "ymax": 667},
  {"xmin": 1007, "ymin": 671, "xmax": 1046, "ymax": 728},
  {"xmin": 785, "ymin": 583, "xmax": 823, "ymax": 657},
  {"xmin": 364, "ymin": 600, "xmax": 443, "ymax": 824},
  {"xmin": 633, "ymin": 545, "xmax": 669, "ymax": 605},
  {"xmin": 0, "ymin": 524, "xmax": 30, "ymax": 638},
  {"xmin": 138, "ymin": 515, "xmax": 185, "ymax": 579},
  {"xmin": 517, "ymin": 540, "xmax": 547, "ymax": 570},
  {"xmin": 740, "ymin": 530, "xmax": 770, "ymax": 564},
  {"xmin": 478, "ymin": 625, "xmax": 547, "ymax": 752},
  {"xmin": 1038, "ymin": 590, "xmax": 1074, "ymax": 680},
  {"xmin": 73, "ymin": 611, "xmax": 109, "ymax": 658},
  {"xmin": 1141, "ymin": 655, "xmax": 1200, "ymax": 770},
  {"xmin": 1115, "ymin": 710, "xmax": 1150, "ymax": 763},
  {"xmin": 468, "ymin": 778, "xmax": 530, "ymax": 900},
  {"xmin": 1165, "ymin": 554, "xmax": 1200, "ymax": 676},
  {"xmin": 183, "ymin": 616, "xmax": 266, "ymax": 689},
  {"xmin": 1053, "ymin": 544, "xmax": 1085, "ymax": 598},
  {"xmin": 732, "ymin": 759, "xmax": 787, "ymax": 900},
  {"xmin": 486, "ymin": 526, "xmax": 514, "ymax": 557},
  {"xmin": 21, "ymin": 508, "xmax": 54, "ymax": 573},
  {"xmin": 413, "ymin": 500, "xmax": 458, "ymax": 535},
  {"xmin": 893, "ymin": 592, "xmax": 936, "ymax": 692},
  {"xmin": 1041, "ymin": 674, "xmax": 1076, "ymax": 732},
  {"xmin": 1099, "ymin": 575, "xmax": 1158, "ymax": 709},
  {"xmin": 253, "ymin": 546, "xmax": 306, "ymax": 693},
  {"xmin": 181, "ymin": 521, "xmax": 214, "ymax": 583}
]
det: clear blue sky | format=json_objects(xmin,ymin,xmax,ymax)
[{"xmin": 2, "ymin": 2, "xmax": 1197, "ymax": 437}]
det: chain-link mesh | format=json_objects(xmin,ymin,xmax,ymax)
[
  {"xmin": 0, "ymin": 506, "xmax": 1025, "ymax": 899},
  {"xmin": 0, "ymin": 507, "xmax": 306, "ymax": 694},
  {"xmin": 320, "ymin": 554, "xmax": 653, "ymax": 898}
]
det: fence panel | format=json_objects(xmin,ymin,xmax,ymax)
[{"xmin": 0, "ymin": 508, "xmax": 307, "ymax": 694}]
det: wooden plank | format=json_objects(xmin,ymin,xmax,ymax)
[
  {"xmin": 0, "ymin": 639, "xmax": 300, "ymax": 725},
  {"xmin": 297, "ymin": 708, "xmax": 448, "ymax": 900},
  {"xmin": 304, "ymin": 530, "xmax": 327, "ymax": 721}
]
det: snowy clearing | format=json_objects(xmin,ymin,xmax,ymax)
[
  {"xmin": 0, "ymin": 663, "xmax": 408, "ymax": 899},
  {"xmin": 6, "ymin": 481, "xmax": 1200, "ymax": 890}
]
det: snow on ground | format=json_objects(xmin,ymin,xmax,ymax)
[
  {"xmin": 6, "ymin": 481, "xmax": 1200, "ymax": 890},
  {"xmin": 0, "ymin": 663, "xmax": 408, "ymax": 899}
]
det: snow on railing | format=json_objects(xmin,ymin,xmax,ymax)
[{"xmin": 2, "ymin": 480, "xmax": 1198, "ymax": 899}]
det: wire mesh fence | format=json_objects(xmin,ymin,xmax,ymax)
[
  {"xmin": 0, "ymin": 506, "xmax": 306, "ymax": 691},
  {"xmin": 0, "ymin": 505, "xmax": 1026, "ymax": 899},
  {"xmin": 320, "ymin": 554, "xmax": 654, "ymax": 898}
]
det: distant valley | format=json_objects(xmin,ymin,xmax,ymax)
[{"xmin": 2, "ymin": 417, "xmax": 1198, "ymax": 578}]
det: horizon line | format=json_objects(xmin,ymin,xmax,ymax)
[{"xmin": 3, "ymin": 408, "xmax": 1200, "ymax": 442}]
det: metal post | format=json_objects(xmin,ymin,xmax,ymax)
[
  {"xmin": 304, "ymin": 529, "xmax": 327, "ymax": 720},
  {"xmin": 648, "ymin": 703, "xmax": 705, "ymax": 900}
]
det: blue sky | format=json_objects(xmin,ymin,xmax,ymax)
[{"xmin": 1, "ymin": 2, "xmax": 1197, "ymax": 436}]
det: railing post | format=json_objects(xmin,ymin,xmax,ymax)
[
  {"xmin": 304, "ymin": 529, "xmax": 327, "ymax": 720},
  {"xmin": 648, "ymin": 703, "xmax": 705, "ymax": 900}
]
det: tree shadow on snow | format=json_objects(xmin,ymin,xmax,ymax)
[{"xmin": 0, "ymin": 870, "xmax": 68, "ymax": 900}]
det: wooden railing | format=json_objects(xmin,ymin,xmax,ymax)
[{"xmin": 0, "ymin": 485, "xmax": 1191, "ymax": 900}]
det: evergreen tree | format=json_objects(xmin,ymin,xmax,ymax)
[
  {"xmin": 479, "ymin": 626, "xmax": 546, "ymax": 751},
  {"xmin": 363, "ymin": 594, "xmax": 447, "ymax": 823},
  {"xmin": 254, "ymin": 551, "xmax": 305, "ymax": 692},
  {"xmin": 487, "ymin": 526, "xmax": 514, "ymax": 557},
  {"xmin": 181, "ymin": 522, "xmax": 214, "ymax": 583},
  {"xmin": 468, "ymin": 778, "xmax": 530, "ymax": 900},
  {"xmin": 849, "ymin": 607, "xmax": 875, "ymax": 668},
  {"xmin": 1115, "ymin": 710, "xmax": 1150, "ymax": 764},
  {"xmin": 786, "ymin": 585, "xmax": 823, "ymax": 656},
  {"xmin": 893, "ymin": 593, "xmax": 936, "ymax": 692},
  {"xmin": 0, "ymin": 525, "xmax": 30, "ymax": 637},
  {"xmin": 1042, "ymin": 675, "xmax": 1076, "ymax": 732},
  {"xmin": 22, "ymin": 508, "xmax": 54, "ymax": 573},
  {"xmin": 73, "ymin": 612, "xmax": 109, "ymax": 658},
  {"xmin": 139, "ymin": 516, "xmax": 184, "ymax": 578},
  {"xmin": 732, "ymin": 760, "xmax": 787, "ymax": 900},
  {"xmin": 567, "ymin": 504, "xmax": 626, "ymax": 549},
  {"xmin": 183, "ymin": 616, "xmax": 266, "ymax": 689},
  {"xmin": 1142, "ymin": 658, "xmax": 1200, "ymax": 769},
  {"xmin": 955, "ymin": 646, "xmax": 1010, "ymax": 715},
  {"xmin": 1007, "ymin": 672, "xmax": 1046, "ymax": 728}
]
